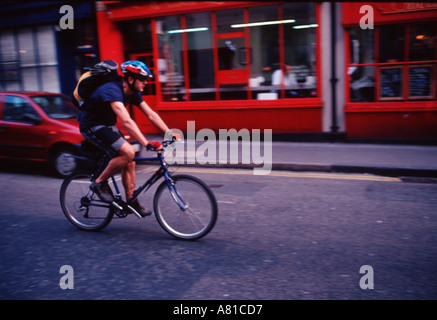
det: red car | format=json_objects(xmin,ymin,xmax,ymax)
[{"xmin": 0, "ymin": 92, "xmax": 83, "ymax": 177}]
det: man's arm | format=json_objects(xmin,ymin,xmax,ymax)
[
  {"xmin": 110, "ymin": 101, "xmax": 150, "ymax": 147},
  {"xmin": 137, "ymin": 101, "xmax": 171, "ymax": 133}
]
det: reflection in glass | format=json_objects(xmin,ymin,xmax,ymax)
[
  {"xmin": 157, "ymin": 15, "xmax": 185, "ymax": 102},
  {"xmin": 349, "ymin": 27, "xmax": 374, "ymax": 64},
  {"xmin": 409, "ymin": 22, "xmax": 436, "ymax": 61},
  {"xmin": 349, "ymin": 66, "xmax": 375, "ymax": 102}
]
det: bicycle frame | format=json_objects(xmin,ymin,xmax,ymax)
[{"xmin": 109, "ymin": 151, "xmax": 188, "ymax": 212}]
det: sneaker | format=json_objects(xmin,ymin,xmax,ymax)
[
  {"xmin": 90, "ymin": 181, "xmax": 113, "ymax": 203},
  {"xmin": 130, "ymin": 200, "xmax": 152, "ymax": 217}
]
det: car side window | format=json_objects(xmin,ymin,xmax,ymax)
[{"xmin": 2, "ymin": 95, "xmax": 41, "ymax": 124}]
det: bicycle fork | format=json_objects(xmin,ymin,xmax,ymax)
[{"xmin": 166, "ymin": 174, "xmax": 188, "ymax": 211}]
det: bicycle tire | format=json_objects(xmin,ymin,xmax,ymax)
[
  {"xmin": 60, "ymin": 172, "xmax": 114, "ymax": 231},
  {"xmin": 153, "ymin": 174, "xmax": 218, "ymax": 240}
]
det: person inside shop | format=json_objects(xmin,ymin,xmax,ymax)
[{"xmin": 271, "ymin": 64, "xmax": 299, "ymax": 97}]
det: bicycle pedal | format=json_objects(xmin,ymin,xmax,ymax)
[
  {"xmin": 111, "ymin": 201, "xmax": 124, "ymax": 211},
  {"xmin": 126, "ymin": 205, "xmax": 144, "ymax": 219}
]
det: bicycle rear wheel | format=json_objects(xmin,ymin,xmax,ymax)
[
  {"xmin": 153, "ymin": 174, "xmax": 218, "ymax": 240},
  {"xmin": 60, "ymin": 172, "xmax": 114, "ymax": 231}
]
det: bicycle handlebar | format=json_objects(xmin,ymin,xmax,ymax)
[
  {"xmin": 146, "ymin": 136, "xmax": 179, "ymax": 151},
  {"xmin": 162, "ymin": 136, "xmax": 178, "ymax": 148}
]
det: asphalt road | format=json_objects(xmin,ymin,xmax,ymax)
[{"xmin": 0, "ymin": 161, "xmax": 436, "ymax": 301}]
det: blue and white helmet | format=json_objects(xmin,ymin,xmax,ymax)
[{"xmin": 120, "ymin": 60, "xmax": 153, "ymax": 78}]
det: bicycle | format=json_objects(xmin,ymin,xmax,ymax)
[{"xmin": 59, "ymin": 138, "xmax": 218, "ymax": 240}]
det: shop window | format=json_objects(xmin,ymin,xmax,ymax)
[
  {"xmin": 157, "ymin": 15, "xmax": 185, "ymax": 102},
  {"xmin": 379, "ymin": 25, "xmax": 405, "ymax": 63},
  {"xmin": 347, "ymin": 22, "xmax": 437, "ymax": 102},
  {"xmin": 348, "ymin": 28, "xmax": 375, "ymax": 102},
  {"xmin": 248, "ymin": 5, "xmax": 280, "ymax": 100},
  {"xmin": 282, "ymin": 2, "xmax": 317, "ymax": 98},
  {"xmin": 154, "ymin": 3, "xmax": 318, "ymax": 102},
  {"xmin": 186, "ymin": 12, "xmax": 215, "ymax": 101}
]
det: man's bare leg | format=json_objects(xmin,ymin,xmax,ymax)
[
  {"xmin": 95, "ymin": 142, "xmax": 135, "ymax": 184},
  {"xmin": 122, "ymin": 161, "xmax": 136, "ymax": 200}
]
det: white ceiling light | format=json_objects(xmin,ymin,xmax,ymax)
[
  {"xmin": 231, "ymin": 19, "xmax": 296, "ymax": 28},
  {"xmin": 167, "ymin": 27, "xmax": 209, "ymax": 34},
  {"xmin": 292, "ymin": 24, "xmax": 318, "ymax": 29}
]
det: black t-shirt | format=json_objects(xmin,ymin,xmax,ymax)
[{"xmin": 77, "ymin": 80, "xmax": 143, "ymax": 127}]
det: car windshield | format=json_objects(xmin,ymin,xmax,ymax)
[{"xmin": 31, "ymin": 95, "xmax": 78, "ymax": 119}]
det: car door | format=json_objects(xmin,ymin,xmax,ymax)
[{"xmin": 0, "ymin": 95, "xmax": 44, "ymax": 159}]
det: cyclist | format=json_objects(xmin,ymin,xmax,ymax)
[{"xmin": 78, "ymin": 60, "xmax": 178, "ymax": 217}]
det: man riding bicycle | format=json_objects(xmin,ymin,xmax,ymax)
[{"xmin": 77, "ymin": 60, "xmax": 178, "ymax": 217}]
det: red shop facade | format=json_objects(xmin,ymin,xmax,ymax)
[
  {"xmin": 96, "ymin": 1, "xmax": 323, "ymax": 135},
  {"xmin": 96, "ymin": 1, "xmax": 437, "ymax": 141},
  {"xmin": 342, "ymin": 2, "xmax": 437, "ymax": 141}
]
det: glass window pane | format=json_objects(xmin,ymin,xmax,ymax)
[
  {"xmin": 186, "ymin": 12, "xmax": 215, "ymax": 101},
  {"xmin": 216, "ymin": 8, "xmax": 244, "ymax": 34},
  {"xmin": 282, "ymin": 2, "xmax": 317, "ymax": 98},
  {"xmin": 37, "ymin": 25, "xmax": 58, "ymax": 65},
  {"xmin": 18, "ymin": 28, "xmax": 36, "ymax": 67},
  {"xmin": 41, "ymin": 66, "xmax": 60, "ymax": 93},
  {"xmin": 21, "ymin": 67, "xmax": 39, "ymax": 91},
  {"xmin": 349, "ymin": 27, "xmax": 374, "ymax": 64},
  {"xmin": 157, "ymin": 16, "xmax": 185, "ymax": 102},
  {"xmin": 349, "ymin": 66, "xmax": 375, "ymax": 102},
  {"xmin": 409, "ymin": 22, "xmax": 436, "ymax": 61},
  {"xmin": 0, "ymin": 31, "xmax": 20, "ymax": 90},
  {"xmin": 379, "ymin": 66, "xmax": 403, "ymax": 100},
  {"xmin": 217, "ymin": 9, "xmax": 245, "ymax": 71},
  {"xmin": 379, "ymin": 25, "xmax": 404, "ymax": 63},
  {"xmin": 119, "ymin": 19, "xmax": 153, "ymax": 53},
  {"xmin": 249, "ymin": 5, "xmax": 280, "ymax": 100}
]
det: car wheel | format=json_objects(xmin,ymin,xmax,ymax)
[{"xmin": 53, "ymin": 147, "xmax": 79, "ymax": 178}]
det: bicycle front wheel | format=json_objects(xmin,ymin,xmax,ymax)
[
  {"xmin": 60, "ymin": 172, "xmax": 114, "ymax": 231},
  {"xmin": 154, "ymin": 174, "xmax": 218, "ymax": 240}
]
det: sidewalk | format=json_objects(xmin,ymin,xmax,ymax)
[{"xmin": 140, "ymin": 135, "xmax": 437, "ymax": 179}]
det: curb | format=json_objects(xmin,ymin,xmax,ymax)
[{"xmin": 174, "ymin": 162, "xmax": 437, "ymax": 179}]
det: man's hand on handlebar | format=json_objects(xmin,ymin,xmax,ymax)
[{"xmin": 146, "ymin": 141, "xmax": 163, "ymax": 151}]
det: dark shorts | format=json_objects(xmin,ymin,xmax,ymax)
[{"xmin": 80, "ymin": 124, "xmax": 126, "ymax": 158}]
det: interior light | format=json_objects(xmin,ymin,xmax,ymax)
[
  {"xmin": 231, "ymin": 19, "xmax": 296, "ymax": 28},
  {"xmin": 292, "ymin": 24, "xmax": 319, "ymax": 29},
  {"xmin": 167, "ymin": 27, "xmax": 209, "ymax": 34},
  {"xmin": 416, "ymin": 35, "xmax": 426, "ymax": 40}
]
